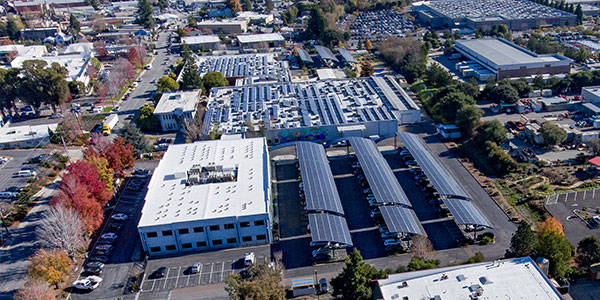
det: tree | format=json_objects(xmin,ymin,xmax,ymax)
[
  {"xmin": 306, "ymin": 8, "xmax": 328, "ymax": 40},
  {"xmin": 225, "ymin": 264, "xmax": 285, "ymax": 300},
  {"xmin": 330, "ymin": 249, "xmax": 388, "ymax": 300},
  {"xmin": 508, "ymin": 221, "xmax": 537, "ymax": 258},
  {"xmin": 69, "ymin": 14, "xmax": 80, "ymax": 36},
  {"xmin": 157, "ymin": 0, "xmax": 168, "ymax": 11},
  {"xmin": 202, "ymin": 71, "xmax": 228, "ymax": 90},
  {"xmin": 242, "ymin": 0, "xmax": 252, "ymax": 11},
  {"xmin": 576, "ymin": 4, "xmax": 583, "ymax": 25},
  {"xmin": 536, "ymin": 230, "xmax": 573, "ymax": 278},
  {"xmin": 85, "ymin": 135, "xmax": 135, "ymax": 177},
  {"xmin": 365, "ymin": 40, "xmax": 373, "ymax": 51},
  {"xmin": 120, "ymin": 123, "xmax": 151, "ymax": 155},
  {"xmin": 135, "ymin": 104, "xmax": 161, "ymax": 132},
  {"xmin": 227, "ymin": 0, "xmax": 242, "ymax": 13},
  {"xmin": 425, "ymin": 63, "xmax": 453, "ymax": 88},
  {"xmin": 85, "ymin": 0, "xmax": 99, "ymax": 10},
  {"xmin": 282, "ymin": 6, "xmax": 298, "ymax": 24},
  {"xmin": 187, "ymin": 15, "xmax": 197, "ymax": 28},
  {"xmin": 587, "ymin": 139, "xmax": 600, "ymax": 155},
  {"xmin": 28, "ymin": 249, "xmax": 72, "ymax": 288},
  {"xmin": 456, "ymin": 105, "xmax": 482, "ymax": 137},
  {"xmin": 489, "ymin": 83, "xmax": 519, "ymax": 103},
  {"xmin": 406, "ymin": 256, "xmax": 440, "ymax": 271},
  {"xmin": 182, "ymin": 114, "xmax": 204, "ymax": 142},
  {"xmin": 14, "ymin": 280, "xmax": 56, "ymax": 300},
  {"xmin": 68, "ymin": 81, "xmax": 86, "ymax": 98},
  {"xmin": 136, "ymin": 0, "xmax": 155, "ymax": 29},
  {"xmin": 322, "ymin": 29, "xmax": 348, "ymax": 48},
  {"xmin": 539, "ymin": 216, "xmax": 565, "ymax": 236},
  {"xmin": 540, "ymin": 122, "xmax": 567, "ymax": 146},
  {"xmin": 432, "ymin": 91, "xmax": 475, "ymax": 124},
  {"xmin": 157, "ymin": 76, "xmax": 180, "ymax": 92},
  {"xmin": 264, "ymin": 0, "xmax": 274, "ymax": 12},
  {"xmin": 0, "ymin": 68, "xmax": 20, "ymax": 118},
  {"xmin": 180, "ymin": 61, "xmax": 204, "ymax": 90},
  {"xmin": 360, "ymin": 61, "xmax": 374, "ymax": 77},
  {"xmin": 377, "ymin": 37, "xmax": 427, "ymax": 83},
  {"xmin": 410, "ymin": 235, "xmax": 434, "ymax": 259},
  {"xmin": 577, "ymin": 236, "xmax": 600, "ymax": 266},
  {"xmin": 85, "ymin": 155, "xmax": 114, "ymax": 192},
  {"xmin": 66, "ymin": 160, "xmax": 111, "ymax": 204},
  {"xmin": 94, "ymin": 40, "xmax": 109, "ymax": 57},
  {"xmin": 36, "ymin": 206, "xmax": 85, "ymax": 257},
  {"xmin": 91, "ymin": 14, "xmax": 107, "ymax": 34},
  {"xmin": 476, "ymin": 120, "xmax": 507, "ymax": 144},
  {"xmin": 51, "ymin": 174, "xmax": 104, "ymax": 232}
]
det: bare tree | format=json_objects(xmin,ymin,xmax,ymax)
[
  {"xmin": 182, "ymin": 115, "xmax": 204, "ymax": 142},
  {"xmin": 14, "ymin": 280, "xmax": 56, "ymax": 300},
  {"xmin": 92, "ymin": 14, "xmax": 107, "ymax": 34},
  {"xmin": 35, "ymin": 205, "xmax": 85, "ymax": 257},
  {"xmin": 410, "ymin": 235, "xmax": 434, "ymax": 259}
]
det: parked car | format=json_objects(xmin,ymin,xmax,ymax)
[
  {"xmin": 318, "ymin": 278, "xmax": 329, "ymax": 294},
  {"xmin": 85, "ymin": 262, "xmax": 104, "ymax": 269},
  {"xmin": 5, "ymin": 186, "xmax": 23, "ymax": 193},
  {"xmin": 110, "ymin": 223, "xmax": 124, "ymax": 231},
  {"xmin": 0, "ymin": 191, "xmax": 17, "ymax": 199},
  {"xmin": 190, "ymin": 262, "xmax": 201, "ymax": 274},
  {"xmin": 383, "ymin": 238, "xmax": 401, "ymax": 247},
  {"xmin": 89, "ymin": 256, "xmax": 109, "ymax": 263},
  {"xmin": 83, "ymin": 267, "xmax": 103, "ymax": 276},
  {"xmin": 95, "ymin": 244, "xmax": 113, "ymax": 251},
  {"xmin": 27, "ymin": 154, "xmax": 50, "ymax": 164},
  {"xmin": 101, "ymin": 233, "xmax": 118, "ymax": 240},
  {"xmin": 153, "ymin": 267, "xmax": 167, "ymax": 278},
  {"xmin": 312, "ymin": 247, "xmax": 330, "ymax": 257},
  {"xmin": 17, "ymin": 169, "xmax": 37, "ymax": 177},
  {"xmin": 244, "ymin": 252, "xmax": 256, "ymax": 266},
  {"xmin": 111, "ymin": 213, "xmax": 128, "ymax": 221},
  {"xmin": 72, "ymin": 276, "xmax": 102, "ymax": 291}
]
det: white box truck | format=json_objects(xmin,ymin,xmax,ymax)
[{"xmin": 102, "ymin": 114, "xmax": 119, "ymax": 135}]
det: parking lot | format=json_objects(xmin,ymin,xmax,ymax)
[
  {"xmin": 139, "ymin": 245, "xmax": 271, "ymax": 295},
  {"xmin": 0, "ymin": 149, "xmax": 45, "ymax": 194},
  {"xmin": 70, "ymin": 173, "xmax": 152, "ymax": 300},
  {"xmin": 546, "ymin": 189, "xmax": 600, "ymax": 244}
]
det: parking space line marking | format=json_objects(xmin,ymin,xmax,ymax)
[
  {"xmin": 208, "ymin": 263, "xmax": 214, "ymax": 284},
  {"xmin": 186, "ymin": 271, "xmax": 190, "ymax": 286},
  {"xmin": 150, "ymin": 279, "xmax": 156, "ymax": 291},
  {"xmin": 198, "ymin": 263, "xmax": 202, "ymax": 285},
  {"xmin": 175, "ymin": 266, "xmax": 181, "ymax": 288},
  {"xmin": 584, "ymin": 190, "xmax": 587, "ymax": 200},
  {"xmin": 163, "ymin": 268, "xmax": 170, "ymax": 289},
  {"xmin": 220, "ymin": 261, "xmax": 225, "ymax": 282}
]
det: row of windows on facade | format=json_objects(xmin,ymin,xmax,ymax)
[
  {"xmin": 146, "ymin": 220, "xmax": 265, "ymax": 238},
  {"xmin": 148, "ymin": 234, "xmax": 267, "ymax": 253},
  {"xmin": 163, "ymin": 122, "xmax": 179, "ymax": 130}
]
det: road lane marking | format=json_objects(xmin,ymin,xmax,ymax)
[
  {"xmin": 174, "ymin": 266, "xmax": 181, "ymax": 288},
  {"xmin": 198, "ymin": 263, "xmax": 202, "ymax": 285}
]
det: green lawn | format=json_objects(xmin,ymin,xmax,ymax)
[
  {"xmin": 103, "ymin": 106, "xmax": 114, "ymax": 113},
  {"xmin": 81, "ymin": 115, "xmax": 106, "ymax": 121}
]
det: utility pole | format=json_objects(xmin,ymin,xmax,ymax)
[{"xmin": 0, "ymin": 209, "xmax": 12, "ymax": 244}]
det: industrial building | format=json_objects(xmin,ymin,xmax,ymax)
[
  {"xmin": 418, "ymin": 0, "xmax": 576, "ymax": 30},
  {"xmin": 196, "ymin": 53, "xmax": 290, "ymax": 84},
  {"xmin": 236, "ymin": 33, "xmax": 285, "ymax": 49},
  {"xmin": 454, "ymin": 38, "xmax": 572, "ymax": 80},
  {"xmin": 137, "ymin": 137, "xmax": 272, "ymax": 256},
  {"xmin": 197, "ymin": 19, "xmax": 247, "ymax": 34},
  {"xmin": 0, "ymin": 123, "xmax": 59, "ymax": 149},
  {"xmin": 202, "ymin": 76, "xmax": 421, "ymax": 143},
  {"xmin": 153, "ymin": 90, "xmax": 200, "ymax": 132},
  {"xmin": 373, "ymin": 257, "xmax": 562, "ymax": 300},
  {"xmin": 180, "ymin": 35, "xmax": 221, "ymax": 51}
]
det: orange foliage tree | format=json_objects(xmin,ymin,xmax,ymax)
[{"xmin": 538, "ymin": 216, "xmax": 564, "ymax": 236}]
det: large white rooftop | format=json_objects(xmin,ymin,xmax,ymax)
[
  {"xmin": 138, "ymin": 137, "xmax": 270, "ymax": 228},
  {"xmin": 0, "ymin": 123, "xmax": 58, "ymax": 144},
  {"xmin": 236, "ymin": 33, "xmax": 284, "ymax": 44},
  {"xmin": 181, "ymin": 35, "xmax": 221, "ymax": 45},
  {"xmin": 375, "ymin": 257, "xmax": 562, "ymax": 300},
  {"xmin": 154, "ymin": 90, "xmax": 200, "ymax": 115},
  {"xmin": 10, "ymin": 53, "xmax": 90, "ymax": 82}
]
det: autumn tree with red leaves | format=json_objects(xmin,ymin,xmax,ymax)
[
  {"xmin": 85, "ymin": 134, "xmax": 135, "ymax": 178},
  {"xmin": 66, "ymin": 160, "xmax": 111, "ymax": 205},
  {"xmin": 93, "ymin": 40, "xmax": 108, "ymax": 57},
  {"xmin": 50, "ymin": 175, "xmax": 104, "ymax": 232},
  {"xmin": 128, "ymin": 46, "xmax": 141, "ymax": 66}
]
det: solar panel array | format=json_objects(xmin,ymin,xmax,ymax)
[
  {"xmin": 396, "ymin": 132, "xmax": 470, "ymax": 199},
  {"xmin": 349, "ymin": 137, "xmax": 411, "ymax": 206},
  {"xmin": 196, "ymin": 54, "xmax": 291, "ymax": 82},
  {"xmin": 296, "ymin": 47, "xmax": 314, "ymax": 63},
  {"xmin": 308, "ymin": 213, "xmax": 353, "ymax": 246},
  {"xmin": 379, "ymin": 205, "xmax": 425, "ymax": 235},
  {"xmin": 315, "ymin": 45, "xmax": 339, "ymax": 62},
  {"xmin": 296, "ymin": 141, "xmax": 345, "ymax": 215},
  {"xmin": 442, "ymin": 198, "xmax": 492, "ymax": 227},
  {"xmin": 335, "ymin": 47, "xmax": 358, "ymax": 64}
]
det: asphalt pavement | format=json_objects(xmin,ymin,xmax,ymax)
[{"xmin": 0, "ymin": 149, "xmax": 46, "ymax": 194}]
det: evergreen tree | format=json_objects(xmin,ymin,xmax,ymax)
[
  {"xmin": 508, "ymin": 221, "xmax": 538, "ymax": 257},
  {"xmin": 242, "ymin": 0, "xmax": 252, "ymax": 11},
  {"xmin": 69, "ymin": 14, "xmax": 81, "ymax": 36},
  {"xmin": 120, "ymin": 123, "xmax": 150, "ymax": 155},
  {"xmin": 136, "ymin": 0, "xmax": 155, "ymax": 29},
  {"xmin": 330, "ymin": 249, "xmax": 388, "ymax": 300},
  {"xmin": 180, "ymin": 61, "xmax": 203, "ymax": 90},
  {"xmin": 576, "ymin": 4, "xmax": 583, "ymax": 25},
  {"xmin": 306, "ymin": 8, "xmax": 327, "ymax": 40},
  {"xmin": 264, "ymin": 0, "xmax": 274, "ymax": 12},
  {"xmin": 6, "ymin": 17, "xmax": 20, "ymax": 41}
]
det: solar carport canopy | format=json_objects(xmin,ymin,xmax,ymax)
[
  {"xmin": 308, "ymin": 213, "xmax": 353, "ymax": 246},
  {"xmin": 296, "ymin": 141, "xmax": 345, "ymax": 215},
  {"xmin": 442, "ymin": 198, "xmax": 492, "ymax": 228},
  {"xmin": 349, "ymin": 137, "xmax": 411, "ymax": 206},
  {"xmin": 315, "ymin": 45, "xmax": 339, "ymax": 62},
  {"xmin": 396, "ymin": 132, "xmax": 470, "ymax": 200},
  {"xmin": 379, "ymin": 205, "xmax": 425, "ymax": 235}
]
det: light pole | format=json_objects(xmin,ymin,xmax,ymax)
[{"xmin": 314, "ymin": 269, "xmax": 319, "ymax": 299}]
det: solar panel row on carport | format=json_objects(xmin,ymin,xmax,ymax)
[
  {"xmin": 379, "ymin": 206, "xmax": 426, "ymax": 235},
  {"xmin": 308, "ymin": 213, "xmax": 353, "ymax": 247},
  {"xmin": 315, "ymin": 45, "xmax": 339, "ymax": 62},
  {"xmin": 348, "ymin": 137, "xmax": 411, "ymax": 206},
  {"xmin": 396, "ymin": 132, "xmax": 470, "ymax": 200},
  {"xmin": 442, "ymin": 198, "xmax": 492, "ymax": 228},
  {"xmin": 296, "ymin": 141, "xmax": 345, "ymax": 215}
]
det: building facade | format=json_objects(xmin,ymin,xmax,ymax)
[
  {"xmin": 137, "ymin": 137, "xmax": 272, "ymax": 256},
  {"xmin": 154, "ymin": 90, "xmax": 200, "ymax": 132}
]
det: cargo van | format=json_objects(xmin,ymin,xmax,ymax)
[{"xmin": 18, "ymin": 170, "xmax": 37, "ymax": 177}]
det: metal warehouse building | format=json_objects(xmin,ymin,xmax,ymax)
[
  {"xmin": 418, "ymin": 0, "xmax": 576, "ymax": 30},
  {"xmin": 137, "ymin": 137, "xmax": 272, "ymax": 256},
  {"xmin": 454, "ymin": 38, "xmax": 572, "ymax": 80},
  {"xmin": 202, "ymin": 76, "xmax": 421, "ymax": 144}
]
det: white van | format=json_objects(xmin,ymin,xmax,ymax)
[
  {"xmin": 0, "ymin": 192, "xmax": 16, "ymax": 199},
  {"xmin": 18, "ymin": 170, "xmax": 37, "ymax": 177}
]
